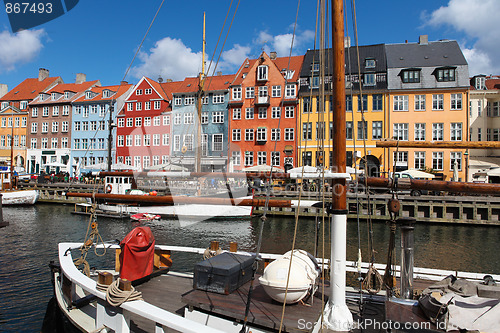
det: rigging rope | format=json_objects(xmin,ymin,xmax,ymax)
[{"xmin": 96, "ymin": 278, "xmax": 143, "ymax": 307}]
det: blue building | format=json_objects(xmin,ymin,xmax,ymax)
[
  {"xmin": 170, "ymin": 75, "xmax": 233, "ymax": 172},
  {"xmin": 70, "ymin": 83, "xmax": 133, "ymax": 177}
]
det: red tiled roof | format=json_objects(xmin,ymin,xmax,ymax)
[
  {"xmin": 0, "ymin": 76, "xmax": 62, "ymax": 101},
  {"xmin": 72, "ymin": 83, "xmax": 133, "ymax": 102},
  {"xmin": 31, "ymin": 80, "xmax": 101, "ymax": 104}
]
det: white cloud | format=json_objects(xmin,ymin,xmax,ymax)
[
  {"xmin": 426, "ymin": 0, "xmax": 500, "ymax": 75},
  {"xmin": 255, "ymin": 29, "xmax": 314, "ymax": 58},
  {"xmin": 130, "ymin": 37, "xmax": 204, "ymax": 81},
  {"xmin": 217, "ymin": 44, "xmax": 251, "ymax": 73},
  {"xmin": 0, "ymin": 29, "xmax": 45, "ymax": 72}
]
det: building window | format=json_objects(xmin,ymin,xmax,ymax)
[
  {"xmin": 32, "ymin": 107, "xmax": 38, "ymax": 117},
  {"xmin": 316, "ymin": 122, "xmax": 325, "ymax": 140},
  {"xmin": 174, "ymin": 97, "xmax": 182, "ymax": 106},
  {"xmin": 232, "ymin": 87, "xmax": 242, "ymax": 100},
  {"xmin": 285, "ymin": 128, "xmax": 294, "ymax": 141},
  {"xmin": 414, "ymin": 95, "xmax": 426, "ymax": 111},
  {"xmin": 184, "ymin": 96, "xmax": 195, "ymax": 105},
  {"xmin": 183, "ymin": 113, "xmax": 194, "ymax": 124},
  {"xmin": 126, "ymin": 118, "xmax": 133, "ymax": 127},
  {"xmin": 414, "ymin": 123, "xmax": 426, "ymax": 141},
  {"xmin": 135, "ymin": 117, "xmax": 142, "ymax": 127},
  {"xmin": 162, "ymin": 134, "xmax": 169, "ymax": 146},
  {"xmin": 271, "ymin": 128, "xmax": 281, "ymax": 141},
  {"xmin": 212, "ymin": 111, "xmax": 224, "ymax": 123},
  {"xmin": 245, "ymin": 129, "xmax": 254, "ymax": 141},
  {"xmin": 232, "ymin": 151, "xmax": 241, "ymax": 165},
  {"xmin": 153, "ymin": 116, "xmax": 160, "ymax": 126},
  {"xmin": 302, "ymin": 122, "xmax": 312, "ymax": 140},
  {"xmin": 145, "ymin": 101, "xmax": 151, "ymax": 110},
  {"xmin": 183, "ymin": 135, "xmax": 193, "ymax": 151},
  {"xmin": 302, "ymin": 151, "xmax": 312, "ymax": 166},
  {"xmin": 257, "ymin": 65, "xmax": 268, "ymax": 81},
  {"xmin": 174, "ymin": 113, "xmax": 181, "ymax": 125},
  {"xmin": 400, "ymin": 69, "xmax": 420, "ymax": 83},
  {"xmin": 256, "ymin": 128, "xmax": 267, "ymax": 141},
  {"xmin": 258, "ymin": 107, "xmax": 267, "ymax": 119},
  {"xmin": 435, "ymin": 68, "xmax": 455, "ymax": 82},
  {"xmin": 245, "ymin": 108, "xmax": 254, "ymax": 119},
  {"xmin": 212, "ymin": 134, "xmax": 223, "ymax": 151},
  {"xmin": 117, "ymin": 135, "xmax": 124, "ymax": 147},
  {"xmin": 450, "ymin": 122, "xmax": 462, "ymax": 141},
  {"xmin": 393, "ymin": 95, "xmax": 409, "ymax": 111},
  {"xmin": 414, "ymin": 151, "xmax": 425, "ymax": 169},
  {"xmin": 271, "ymin": 107, "xmax": 281, "ymax": 119},
  {"xmin": 200, "ymin": 112, "xmax": 208, "ymax": 124},
  {"xmin": 43, "ymin": 106, "xmax": 49, "ymax": 116},
  {"xmin": 127, "ymin": 103, "xmax": 133, "ymax": 111},
  {"xmin": 134, "ymin": 135, "xmax": 141, "ymax": 146},
  {"xmin": 285, "ymin": 106, "xmax": 294, "ymax": 118},
  {"xmin": 232, "ymin": 108, "xmax": 241, "ymax": 120},
  {"xmin": 173, "ymin": 135, "xmax": 180, "ymax": 151},
  {"xmin": 232, "ymin": 129, "xmax": 241, "ymax": 141},
  {"xmin": 62, "ymin": 105, "xmax": 69, "ymax": 115},
  {"xmin": 272, "ymin": 85, "xmax": 281, "ymax": 97},
  {"xmin": 285, "ymin": 84, "xmax": 296, "ymax": 98},
  {"xmin": 451, "ymin": 94, "xmax": 462, "ymax": 110},
  {"xmin": 213, "ymin": 94, "xmax": 224, "ymax": 104},
  {"xmin": 357, "ymin": 95, "xmax": 368, "ymax": 111},
  {"xmin": 372, "ymin": 121, "xmax": 382, "ymax": 139},
  {"xmin": 346, "ymin": 121, "xmax": 353, "ymax": 140},
  {"xmin": 357, "ymin": 121, "xmax": 368, "ymax": 140},
  {"xmin": 163, "ymin": 115, "xmax": 170, "ymax": 125},
  {"xmin": 432, "ymin": 123, "xmax": 444, "ymax": 141},
  {"xmin": 432, "ymin": 94, "xmax": 444, "ymax": 110},
  {"xmin": 478, "ymin": 128, "xmax": 482, "ymax": 141},
  {"xmin": 364, "ymin": 73, "xmax": 376, "ymax": 86},
  {"xmin": 450, "ymin": 152, "xmax": 462, "ymax": 171},
  {"xmin": 51, "ymin": 122, "xmax": 59, "ymax": 133},
  {"xmin": 475, "ymin": 76, "xmax": 486, "ymax": 90},
  {"xmin": 365, "ymin": 59, "xmax": 376, "ymax": 68},
  {"xmin": 432, "ymin": 152, "xmax": 444, "ymax": 170},
  {"xmin": 372, "ymin": 94, "xmax": 383, "ymax": 111},
  {"xmin": 245, "ymin": 87, "xmax": 255, "ymax": 99},
  {"xmin": 393, "ymin": 123, "xmax": 408, "ymax": 141},
  {"xmin": 41, "ymin": 122, "xmax": 48, "ymax": 133},
  {"xmin": 154, "ymin": 101, "xmax": 161, "ymax": 109},
  {"xmin": 244, "ymin": 151, "xmax": 254, "ymax": 166},
  {"xmin": 257, "ymin": 151, "xmax": 267, "ymax": 165},
  {"xmin": 346, "ymin": 95, "xmax": 353, "ymax": 112}
]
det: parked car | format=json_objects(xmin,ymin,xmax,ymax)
[{"xmin": 394, "ymin": 172, "xmax": 428, "ymax": 196}]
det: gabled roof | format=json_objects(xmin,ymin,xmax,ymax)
[
  {"xmin": 0, "ymin": 76, "xmax": 62, "ymax": 101},
  {"xmin": 171, "ymin": 74, "xmax": 236, "ymax": 95},
  {"xmin": 470, "ymin": 76, "xmax": 500, "ymax": 91},
  {"xmin": 385, "ymin": 40, "xmax": 467, "ymax": 68},
  {"xmin": 30, "ymin": 80, "xmax": 101, "ymax": 105},
  {"xmin": 72, "ymin": 83, "xmax": 133, "ymax": 103},
  {"xmin": 0, "ymin": 105, "xmax": 24, "ymax": 115}
]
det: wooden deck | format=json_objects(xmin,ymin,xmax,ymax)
[{"xmin": 128, "ymin": 271, "xmax": 403, "ymax": 333}]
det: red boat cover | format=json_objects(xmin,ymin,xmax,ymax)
[{"xmin": 119, "ymin": 226, "xmax": 155, "ymax": 281}]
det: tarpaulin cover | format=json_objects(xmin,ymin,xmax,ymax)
[{"xmin": 119, "ymin": 226, "xmax": 155, "ymax": 281}]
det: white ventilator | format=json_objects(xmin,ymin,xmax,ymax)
[{"xmin": 259, "ymin": 249, "xmax": 320, "ymax": 304}]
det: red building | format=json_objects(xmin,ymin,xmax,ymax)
[
  {"xmin": 116, "ymin": 77, "xmax": 181, "ymax": 170},
  {"xmin": 228, "ymin": 52, "xmax": 304, "ymax": 171}
]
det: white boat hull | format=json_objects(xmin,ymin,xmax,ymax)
[{"xmin": 1, "ymin": 190, "xmax": 39, "ymax": 205}]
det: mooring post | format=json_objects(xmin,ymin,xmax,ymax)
[{"xmin": 399, "ymin": 217, "xmax": 416, "ymax": 299}]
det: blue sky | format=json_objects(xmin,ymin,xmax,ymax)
[{"xmin": 1, "ymin": 0, "xmax": 498, "ymax": 90}]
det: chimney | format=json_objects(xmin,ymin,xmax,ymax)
[
  {"xmin": 270, "ymin": 51, "xmax": 277, "ymax": 60},
  {"xmin": 38, "ymin": 68, "xmax": 49, "ymax": 81},
  {"xmin": 120, "ymin": 80, "xmax": 128, "ymax": 85},
  {"xmin": 166, "ymin": 79, "xmax": 173, "ymax": 82},
  {"xmin": 75, "ymin": 73, "xmax": 86, "ymax": 84},
  {"xmin": 0, "ymin": 84, "xmax": 8, "ymax": 98},
  {"xmin": 419, "ymin": 35, "xmax": 428, "ymax": 45}
]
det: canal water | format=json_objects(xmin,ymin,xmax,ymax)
[{"xmin": 0, "ymin": 203, "xmax": 499, "ymax": 332}]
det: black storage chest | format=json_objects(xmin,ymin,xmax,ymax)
[{"xmin": 194, "ymin": 252, "xmax": 255, "ymax": 294}]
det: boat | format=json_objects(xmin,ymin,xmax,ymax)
[
  {"xmin": 130, "ymin": 213, "xmax": 161, "ymax": 222},
  {"xmin": 0, "ymin": 167, "xmax": 39, "ymax": 205},
  {"xmin": 50, "ymin": 1, "xmax": 500, "ymax": 332}
]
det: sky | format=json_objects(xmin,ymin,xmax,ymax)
[{"xmin": 0, "ymin": 0, "xmax": 498, "ymax": 90}]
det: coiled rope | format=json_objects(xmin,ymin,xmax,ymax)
[
  {"xmin": 203, "ymin": 247, "xmax": 223, "ymax": 260},
  {"xmin": 96, "ymin": 278, "xmax": 143, "ymax": 307}
]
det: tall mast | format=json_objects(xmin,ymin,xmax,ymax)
[
  {"xmin": 195, "ymin": 12, "xmax": 206, "ymax": 173},
  {"xmin": 9, "ymin": 112, "xmax": 14, "ymax": 189},
  {"xmin": 323, "ymin": 0, "xmax": 353, "ymax": 330},
  {"xmin": 107, "ymin": 103, "xmax": 114, "ymax": 171}
]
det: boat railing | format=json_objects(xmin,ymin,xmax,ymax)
[
  {"xmin": 58, "ymin": 243, "xmax": 223, "ymax": 333},
  {"xmin": 95, "ymin": 243, "xmax": 500, "ymax": 283}
]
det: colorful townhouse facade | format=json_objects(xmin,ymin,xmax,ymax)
[
  {"xmin": 116, "ymin": 77, "xmax": 175, "ymax": 171},
  {"xmin": 27, "ymin": 75, "xmax": 100, "ymax": 174},
  {"xmin": 468, "ymin": 75, "xmax": 500, "ymax": 181},
  {"xmin": 385, "ymin": 35, "xmax": 469, "ymax": 181},
  {"xmin": 298, "ymin": 44, "xmax": 388, "ymax": 176},
  {"xmin": 70, "ymin": 82, "xmax": 133, "ymax": 176},
  {"xmin": 228, "ymin": 52, "xmax": 303, "ymax": 171},
  {"xmin": 0, "ymin": 68, "xmax": 62, "ymax": 171},
  {"xmin": 170, "ymin": 74, "xmax": 233, "ymax": 172}
]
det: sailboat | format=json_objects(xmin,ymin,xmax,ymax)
[{"xmin": 49, "ymin": 1, "xmax": 500, "ymax": 332}]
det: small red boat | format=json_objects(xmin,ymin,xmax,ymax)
[{"xmin": 130, "ymin": 213, "xmax": 161, "ymax": 222}]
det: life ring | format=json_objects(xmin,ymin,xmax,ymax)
[
  {"xmin": 181, "ymin": 146, "xmax": 188, "ymax": 154},
  {"xmin": 106, "ymin": 184, "xmax": 112, "ymax": 193}
]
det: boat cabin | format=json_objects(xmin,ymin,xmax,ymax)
[{"xmin": 104, "ymin": 175, "xmax": 136, "ymax": 194}]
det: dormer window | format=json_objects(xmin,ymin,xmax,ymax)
[
  {"xmin": 51, "ymin": 93, "xmax": 58, "ymax": 100},
  {"xmin": 311, "ymin": 62, "xmax": 320, "ymax": 71},
  {"xmin": 433, "ymin": 67, "xmax": 456, "ymax": 82},
  {"xmin": 64, "ymin": 92, "xmax": 70, "ymax": 99},
  {"xmin": 39, "ymin": 93, "xmax": 45, "ymax": 101},
  {"xmin": 20, "ymin": 101, "xmax": 28, "ymax": 109},
  {"xmin": 85, "ymin": 91, "xmax": 93, "ymax": 99},
  {"xmin": 399, "ymin": 69, "xmax": 421, "ymax": 83},
  {"xmin": 257, "ymin": 65, "xmax": 268, "ymax": 81},
  {"xmin": 102, "ymin": 90, "xmax": 111, "ymax": 98},
  {"xmin": 365, "ymin": 59, "xmax": 376, "ymax": 68},
  {"xmin": 475, "ymin": 76, "xmax": 486, "ymax": 90}
]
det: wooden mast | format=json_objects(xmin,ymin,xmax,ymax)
[
  {"xmin": 376, "ymin": 140, "xmax": 500, "ymax": 149},
  {"xmin": 323, "ymin": 0, "xmax": 353, "ymax": 329},
  {"xmin": 9, "ymin": 112, "xmax": 14, "ymax": 189},
  {"xmin": 195, "ymin": 12, "xmax": 206, "ymax": 173}
]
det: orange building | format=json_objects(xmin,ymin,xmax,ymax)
[{"xmin": 228, "ymin": 52, "xmax": 304, "ymax": 171}]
